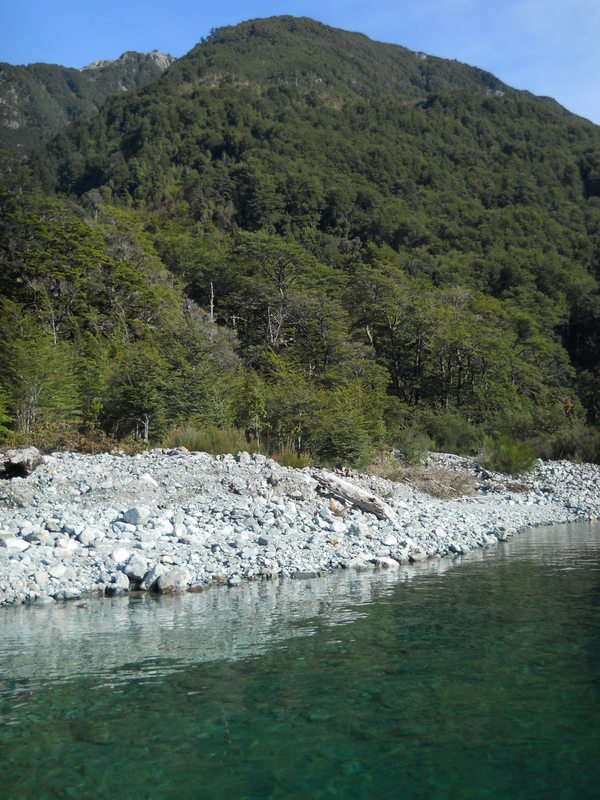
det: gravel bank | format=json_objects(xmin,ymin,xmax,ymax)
[{"xmin": 1, "ymin": 449, "xmax": 599, "ymax": 607}]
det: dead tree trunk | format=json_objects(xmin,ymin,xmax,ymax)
[{"xmin": 310, "ymin": 469, "xmax": 397, "ymax": 522}]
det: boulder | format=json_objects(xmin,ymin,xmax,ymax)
[
  {"xmin": 0, "ymin": 535, "xmax": 29, "ymax": 552},
  {"xmin": 140, "ymin": 563, "xmax": 167, "ymax": 591},
  {"xmin": 106, "ymin": 570, "xmax": 130, "ymax": 595},
  {"xmin": 125, "ymin": 553, "xmax": 148, "ymax": 584},
  {"xmin": 156, "ymin": 567, "xmax": 188, "ymax": 594},
  {"xmin": 372, "ymin": 556, "xmax": 400, "ymax": 570},
  {"xmin": 1, "ymin": 447, "xmax": 43, "ymax": 478},
  {"xmin": 123, "ymin": 506, "xmax": 151, "ymax": 526}
]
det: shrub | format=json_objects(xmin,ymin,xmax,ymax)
[
  {"xmin": 306, "ymin": 392, "xmax": 373, "ymax": 469},
  {"xmin": 547, "ymin": 424, "xmax": 600, "ymax": 464},
  {"xmin": 163, "ymin": 424, "xmax": 256, "ymax": 455},
  {"xmin": 479, "ymin": 435, "xmax": 536, "ymax": 476},
  {"xmin": 0, "ymin": 388, "xmax": 11, "ymax": 443},
  {"xmin": 393, "ymin": 426, "xmax": 432, "ymax": 465},
  {"xmin": 418, "ymin": 409, "xmax": 482, "ymax": 455},
  {"xmin": 271, "ymin": 446, "xmax": 312, "ymax": 468}
]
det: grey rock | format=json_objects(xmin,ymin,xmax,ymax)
[
  {"xmin": 123, "ymin": 506, "xmax": 151, "ymax": 526},
  {"xmin": 24, "ymin": 529, "xmax": 53, "ymax": 545},
  {"xmin": 125, "ymin": 554, "xmax": 148, "ymax": 583},
  {"xmin": 77, "ymin": 529, "xmax": 97, "ymax": 546},
  {"xmin": 139, "ymin": 563, "xmax": 166, "ymax": 591},
  {"xmin": 1, "ymin": 446, "xmax": 43, "ymax": 478},
  {"xmin": 109, "ymin": 547, "xmax": 130, "ymax": 564},
  {"xmin": 106, "ymin": 570, "xmax": 130, "ymax": 595},
  {"xmin": 347, "ymin": 557, "xmax": 371, "ymax": 572},
  {"xmin": 48, "ymin": 563, "xmax": 67, "ymax": 579},
  {"xmin": 156, "ymin": 567, "xmax": 187, "ymax": 594}
]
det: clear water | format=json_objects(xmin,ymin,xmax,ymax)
[{"xmin": 1, "ymin": 522, "xmax": 599, "ymax": 799}]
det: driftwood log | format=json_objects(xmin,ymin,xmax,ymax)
[{"xmin": 311, "ymin": 469, "xmax": 397, "ymax": 521}]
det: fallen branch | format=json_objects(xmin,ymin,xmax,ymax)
[{"xmin": 311, "ymin": 469, "xmax": 397, "ymax": 521}]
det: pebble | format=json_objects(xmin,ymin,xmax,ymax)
[{"xmin": 0, "ymin": 449, "xmax": 598, "ymax": 607}]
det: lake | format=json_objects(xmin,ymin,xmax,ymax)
[{"xmin": 1, "ymin": 521, "xmax": 599, "ymax": 799}]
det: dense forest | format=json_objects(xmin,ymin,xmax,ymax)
[
  {"xmin": 0, "ymin": 50, "xmax": 173, "ymax": 152},
  {"xmin": 1, "ymin": 16, "xmax": 599, "ymax": 466}
]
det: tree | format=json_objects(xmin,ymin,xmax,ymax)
[
  {"xmin": 0, "ymin": 299, "xmax": 81, "ymax": 443},
  {"xmin": 103, "ymin": 340, "xmax": 168, "ymax": 444},
  {"xmin": 0, "ymin": 388, "xmax": 12, "ymax": 442}
]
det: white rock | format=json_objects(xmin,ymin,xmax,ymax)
[
  {"xmin": 125, "ymin": 554, "xmax": 148, "ymax": 582},
  {"xmin": 372, "ymin": 556, "xmax": 400, "ymax": 569},
  {"xmin": 140, "ymin": 473, "xmax": 159, "ymax": 488},
  {"xmin": 78, "ymin": 530, "xmax": 97, "ymax": 545},
  {"xmin": 48, "ymin": 563, "xmax": 66, "ymax": 579},
  {"xmin": 109, "ymin": 547, "xmax": 130, "ymax": 564},
  {"xmin": 139, "ymin": 563, "xmax": 167, "ymax": 590},
  {"xmin": 156, "ymin": 567, "xmax": 188, "ymax": 593}
]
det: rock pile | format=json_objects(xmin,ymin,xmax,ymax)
[{"xmin": 0, "ymin": 448, "xmax": 598, "ymax": 607}]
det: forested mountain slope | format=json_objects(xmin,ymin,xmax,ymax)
[
  {"xmin": 0, "ymin": 50, "xmax": 174, "ymax": 153},
  {"xmin": 2, "ymin": 16, "xmax": 599, "ymax": 463}
]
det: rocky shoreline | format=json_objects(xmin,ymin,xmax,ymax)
[{"xmin": 1, "ymin": 449, "xmax": 599, "ymax": 607}]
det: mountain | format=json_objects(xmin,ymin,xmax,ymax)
[
  {"xmin": 0, "ymin": 50, "xmax": 174, "ymax": 152},
  {"xmin": 2, "ymin": 16, "xmax": 600, "ymax": 463},
  {"xmin": 166, "ymin": 16, "xmax": 509, "ymax": 99}
]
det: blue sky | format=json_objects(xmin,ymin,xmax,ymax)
[{"xmin": 2, "ymin": 0, "xmax": 599, "ymax": 124}]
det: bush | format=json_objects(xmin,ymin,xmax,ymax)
[
  {"xmin": 418, "ymin": 409, "xmax": 482, "ymax": 455},
  {"xmin": 532, "ymin": 424, "xmax": 600, "ymax": 464},
  {"xmin": 479, "ymin": 435, "xmax": 536, "ymax": 476},
  {"xmin": 271, "ymin": 446, "xmax": 312, "ymax": 468},
  {"xmin": 393, "ymin": 426, "xmax": 432, "ymax": 465},
  {"xmin": 163, "ymin": 424, "xmax": 257, "ymax": 455},
  {"xmin": 369, "ymin": 451, "xmax": 477, "ymax": 498},
  {"xmin": 0, "ymin": 388, "xmax": 12, "ymax": 443},
  {"xmin": 306, "ymin": 390, "xmax": 374, "ymax": 469}
]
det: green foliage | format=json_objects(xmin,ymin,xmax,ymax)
[
  {"xmin": 0, "ymin": 298, "xmax": 81, "ymax": 446},
  {"xmin": 479, "ymin": 435, "xmax": 537, "ymax": 476},
  {"xmin": 103, "ymin": 340, "xmax": 168, "ymax": 443},
  {"xmin": 270, "ymin": 446, "xmax": 312, "ymax": 468},
  {"xmin": 417, "ymin": 410, "xmax": 482, "ymax": 455},
  {"xmin": 393, "ymin": 427, "xmax": 433, "ymax": 466},
  {"xmin": 0, "ymin": 52, "xmax": 172, "ymax": 152},
  {"xmin": 533, "ymin": 424, "xmax": 600, "ymax": 464},
  {"xmin": 303, "ymin": 384, "xmax": 377, "ymax": 468},
  {"xmin": 163, "ymin": 424, "xmax": 253, "ymax": 455},
  {"xmin": 2, "ymin": 17, "xmax": 600, "ymax": 462},
  {"xmin": 0, "ymin": 387, "xmax": 12, "ymax": 442}
]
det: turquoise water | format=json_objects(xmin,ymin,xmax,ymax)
[{"xmin": 1, "ymin": 522, "xmax": 599, "ymax": 799}]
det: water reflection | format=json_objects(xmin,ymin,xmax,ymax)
[
  {"xmin": 1, "ymin": 522, "xmax": 599, "ymax": 799},
  {"xmin": 0, "ymin": 522, "xmax": 598, "ymax": 690}
]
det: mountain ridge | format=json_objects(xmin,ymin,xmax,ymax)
[
  {"xmin": 166, "ymin": 15, "xmax": 511, "ymax": 102},
  {"xmin": 1, "ymin": 16, "xmax": 599, "ymax": 461},
  {"xmin": 0, "ymin": 50, "xmax": 174, "ymax": 152}
]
